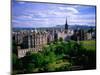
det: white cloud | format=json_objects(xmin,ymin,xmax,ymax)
[
  {"xmin": 12, "ymin": 20, "xmax": 19, "ymax": 23},
  {"xmin": 59, "ymin": 7, "xmax": 68, "ymax": 10},
  {"xmin": 66, "ymin": 7, "xmax": 79, "ymax": 14},
  {"xmin": 70, "ymin": 19, "xmax": 95, "ymax": 23},
  {"xmin": 20, "ymin": 15, "xmax": 33, "ymax": 19},
  {"xmin": 37, "ymin": 12, "xmax": 48, "ymax": 17},
  {"xmin": 13, "ymin": 15, "xmax": 33, "ymax": 20},
  {"xmin": 69, "ymin": 17, "xmax": 95, "ymax": 25},
  {"xmin": 18, "ymin": 2, "xmax": 26, "ymax": 4},
  {"xmin": 59, "ymin": 7, "xmax": 79, "ymax": 14}
]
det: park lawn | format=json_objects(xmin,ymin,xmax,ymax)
[
  {"xmin": 80, "ymin": 40, "xmax": 96, "ymax": 51},
  {"xmin": 32, "ymin": 59, "xmax": 70, "ymax": 72},
  {"xmin": 32, "ymin": 68, "xmax": 39, "ymax": 72},
  {"xmin": 47, "ymin": 59, "xmax": 70, "ymax": 69}
]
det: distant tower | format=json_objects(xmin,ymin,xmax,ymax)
[{"xmin": 65, "ymin": 17, "xmax": 68, "ymax": 30}]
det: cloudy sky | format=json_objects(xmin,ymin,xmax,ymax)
[{"xmin": 12, "ymin": 1, "xmax": 96, "ymax": 28}]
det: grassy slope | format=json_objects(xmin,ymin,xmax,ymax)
[{"xmin": 80, "ymin": 40, "xmax": 96, "ymax": 51}]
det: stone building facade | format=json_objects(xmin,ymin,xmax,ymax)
[{"xmin": 13, "ymin": 30, "xmax": 49, "ymax": 58}]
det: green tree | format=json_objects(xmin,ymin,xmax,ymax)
[
  {"xmin": 12, "ymin": 40, "xmax": 18, "ymax": 55},
  {"xmin": 59, "ymin": 37, "xmax": 63, "ymax": 42},
  {"xmin": 55, "ymin": 44, "xmax": 65, "ymax": 55},
  {"xmin": 43, "ymin": 51, "xmax": 56, "ymax": 64},
  {"xmin": 12, "ymin": 53, "xmax": 18, "ymax": 70}
]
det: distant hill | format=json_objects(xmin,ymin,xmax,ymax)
[
  {"xmin": 54, "ymin": 25, "xmax": 96, "ymax": 30},
  {"xmin": 13, "ymin": 25, "xmax": 96, "ymax": 31}
]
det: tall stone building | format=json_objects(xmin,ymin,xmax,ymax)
[{"xmin": 13, "ymin": 30, "xmax": 49, "ymax": 58}]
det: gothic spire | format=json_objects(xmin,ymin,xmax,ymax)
[{"xmin": 65, "ymin": 17, "xmax": 68, "ymax": 30}]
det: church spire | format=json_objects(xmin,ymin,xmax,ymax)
[{"xmin": 65, "ymin": 17, "xmax": 68, "ymax": 30}]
